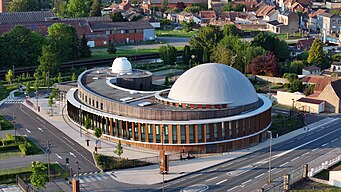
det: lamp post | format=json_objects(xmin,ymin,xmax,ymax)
[
  {"xmin": 268, "ymin": 131, "xmax": 272, "ymax": 183},
  {"xmin": 79, "ymin": 105, "xmax": 82, "ymax": 137},
  {"xmin": 46, "ymin": 140, "xmax": 51, "ymax": 181},
  {"xmin": 290, "ymin": 98, "xmax": 295, "ymax": 117},
  {"xmin": 76, "ymin": 161, "xmax": 80, "ymax": 180}
]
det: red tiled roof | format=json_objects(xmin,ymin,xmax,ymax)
[
  {"xmin": 308, "ymin": 9, "xmax": 327, "ymax": 18},
  {"xmin": 301, "ymin": 76, "xmax": 311, "ymax": 83},
  {"xmin": 297, "ymin": 97, "xmax": 324, "ymax": 104},
  {"xmin": 199, "ymin": 11, "xmax": 216, "ymax": 19},
  {"xmin": 308, "ymin": 76, "xmax": 321, "ymax": 84}
]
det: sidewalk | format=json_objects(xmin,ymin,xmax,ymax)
[
  {"xmin": 23, "ymin": 98, "xmax": 159, "ymax": 159},
  {"xmin": 22, "ymin": 96, "xmax": 339, "ymax": 185}
]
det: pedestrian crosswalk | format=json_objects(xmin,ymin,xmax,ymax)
[
  {"xmin": 4, "ymin": 100, "xmax": 23, "ymax": 104},
  {"xmin": 78, "ymin": 173, "xmax": 115, "ymax": 184}
]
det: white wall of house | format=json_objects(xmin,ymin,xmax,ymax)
[
  {"xmin": 295, "ymin": 101, "xmax": 324, "ymax": 113},
  {"xmin": 143, "ymin": 28, "xmax": 156, "ymax": 41},
  {"xmin": 276, "ymin": 91, "xmax": 305, "ymax": 106},
  {"xmin": 302, "ymin": 69, "xmax": 321, "ymax": 75},
  {"xmin": 329, "ymin": 170, "xmax": 341, "ymax": 187}
]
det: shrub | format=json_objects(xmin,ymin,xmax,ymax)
[
  {"xmin": 107, "ymin": 43, "xmax": 117, "ymax": 54},
  {"xmin": 6, "ymin": 133, "xmax": 14, "ymax": 141},
  {"xmin": 0, "ymin": 144, "xmax": 18, "ymax": 152},
  {"xmin": 19, "ymin": 144, "xmax": 28, "ymax": 156}
]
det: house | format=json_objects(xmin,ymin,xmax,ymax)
[
  {"xmin": 0, "ymin": 10, "xmax": 54, "ymax": 23},
  {"xmin": 255, "ymin": 5, "xmax": 279, "ymax": 22},
  {"xmin": 176, "ymin": 11, "xmax": 201, "ymax": 24},
  {"xmin": 296, "ymin": 38, "xmax": 314, "ymax": 51},
  {"xmin": 139, "ymin": 16, "xmax": 161, "ymax": 28},
  {"xmin": 326, "ymin": 0, "xmax": 341, "ymax": 9},
  {"xmin": 295, "ymin": 97, "xmax": 325, "ymax": 113},
  {"xmin": 317, "ymin": 13, "xmax": 341, "ymax": 35},
  {"xmin": 141, "ymin": 0, "xmax": 206, "ymax": 12},
  {"xmin": 331, "ymin": 61, "xmax": 341, "ymax": 72},
  {"xmin": 307, "ymin": 9, "xmax": 327, "ymax": 32},
  {"xmin": 199, "ymin": 10, "xmax": 217, "ymax": 24},
  {"xmin": 308, "ymin": 78, "xmax": 341, "ymax": 113},
  {"xmin": 267, "ymin": 10, "xmax": 299, "ymax": 33},
  {"xmin": 86, "ymin": 21, "xmax": 155, "ymax": 47},
  {"xmin": 302, "ymin": 66, "xmax": 321, "ymax": 75}
]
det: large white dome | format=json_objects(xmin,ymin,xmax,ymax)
[
  {"xmin": 112, "ymin": 57, "xmax": 132, "ymax": 74},
  {"xmin": 168, "ymin": 63, "xmax": 258, "ymax": 106}
]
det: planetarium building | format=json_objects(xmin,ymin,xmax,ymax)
[{"xmin": 66, "ymin": 58, "xmax": 272, "ymax": 152}]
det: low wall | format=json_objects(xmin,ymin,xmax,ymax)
[{"xmin": 250, "ymin": 75, "xmax": 289, "ymax": 84}]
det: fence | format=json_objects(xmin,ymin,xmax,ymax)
[
  {"xmin": 264, "ymin": 148, "xmax": 341, "ymax": 191},
  {"xmin": 16, "ymin": 175, "xmax": 37, "ymax": 192}
]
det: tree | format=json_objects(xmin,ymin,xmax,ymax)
[
  {"xmin": 297, "ymin": 50, "xmax": 308, "ymax": 61},
  {"xmin": 291, "ymin": 79, "xmax": 303, "ymax": 92},
  {"xmin": 182, "ymin": 19, "xmax": 195, "ymax": 32},
  {"xmin": 0, "ymin": 25, "xmax": 45, "ymax": 69},
  {"xmin": 331, "ymin": 53, "xmax": 341, "ymax": 62},
  {"xmin": 161, "ymin": 0, "xmax": 168, "ymax": 11},
  {"xmin": 184, "ymin": 6, "xmax": 202, "ymax": 14},
  {"xmin": 189, "ymin": 25, "xmax": 223, "ymax": 63},
  {"xmin": 251, "ymin": 52, "xmax": 279, "ymax": 76},
  {"xmin": 107, "ymin": 43, "xmax": 117, "ymax": 54},
  {"xmin": 222, "ymin": 24, "xmax": 242, "ymax": 37},
  {"xmin": 111, "ymin": 12, "xmax": 127, "ymax": 22},
  {"xmin": 67, "ymin": 0, "xmax": 89, "ymax": 17},
  {"xmin": 90, "ymin": 0, "xmax": 102, "ymax": 16},
  {"xmin": 52, "ymin": 0, "xmax": 68, "ymax": 18},
  {"xmin": 159, "ymin": 45, "xmax": 177, "ymax": 66},
  {"xmin": 57, "ymin": 72, "xmax": 62, "ymax": 83},
  {"xmin": 37, "ymin": 44, "xmax": 61, "ymax": 76},
  {"xmin": 283, "ymin": 73, "xmax": 298, "ymax": 83},
  {"xmin": 251, "ymin": 32, "xmax": 289, "ymax": 60},
  {"xmin": 289, "ymin": 60, "xmax": 305, "ymax": 74},
  {"xmin": 48, "ymin": 23, "xmax": 80, "ymax": 61},
  {"xmin": 164, "ymin": 75, "xmax": 170, "ymax": 86},
  {"xmin": 5, "ymin": 69, "xmax": 13, "ymax": 84},
  {"xmin": 79, "ymin": 35, "xmax": 91, "ymax": 58},
  {"xmin": 113, "ymin": 140, "xmax": 123, "ymax": 157},
  {"xmin": 307, "ymin": 39, "xmax": 324, "ymax": 68},
  {"xmin": 210, "ymin": 44, "xmax": 233, "ymax": 66},
  {"xmin": 94, "ymin": 127, "xmax": 102, "ymax": 149},
  {"xmin": 71, "ymin": 72, "xmax": 77, "ymax": 81},
  {"xmin": 182, "ymin": 45, "xmax": 191, "ymax": 66},
  {"xmin": 221, "ymin": 2, "xmax": 233, "ymax": 11},
  {"xmin": 234, "ymin": 3, "xmax": 245, "ymax": 12},
  {"xmin": 48, "ymin": 94, "xmax": 54, "ymax": 115},
  {"xmin": 30, "ymin": 161, "xmax": 48, "ymax": 190},
  {"xmin": 7, "ymin": 0, "xmax": 42, "ymax": 12},
  {"xmin": 84, "ymin": 114, "xmax": 91, "ymax": 131}
]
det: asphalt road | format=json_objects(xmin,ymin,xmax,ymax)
[
  {"xmin": 0, "ymin": 103, "xmax": 100, "ymax": 174},
  {"xmin": 152, "ymin": 118, "xmax": 341, "ymax": 192}
]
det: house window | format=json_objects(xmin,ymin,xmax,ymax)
[
  {"xmin": 103, "ymin": 41, "xmax": 107, "ymax": 45},
  {"xmin": 332, "ymin": 19, "xmax": 336, "ymax": 24},
  {"xmin": 105, "ymin": 31, "xmax": 110, "ymax": 35},
  {"xmin": 338, "ymin": 20, "xmax": 341, "ymax": 24},
  {"xmin": 121, "ymin": 30, "xmax": 125, "ymax": 34}
]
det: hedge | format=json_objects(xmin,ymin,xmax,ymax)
[{"xmin": 0, "ymin": 144, "xmax": 18, "ymax": 152}]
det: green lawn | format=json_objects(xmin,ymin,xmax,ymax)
[
  {"xmin": 0, "ymin": 163, "xmax": 68, "ymax": 184},
  {"xmin": 0, "ymin": 135, "xmax": 43, "ymax": 156},
  {"xmin": 275, "ymin": 33, "xmax": 304, "ymax": 40},
  {"xmin": 0, "ymin": 115, "xmax": 14, "ymax": 130},
  {"xmin": 156, "ymin": 29, "xmax": 197, "ymax": 38},
  {"xmin": 0, "ymin": 150, "xmax": 22, "ymax": 160},
  {"xmin": 88, "ymin": 46, "xmax": 184, "ymax": 60},
  {"xmin": 270, "ymin": 114, "xmax": 305, "ymax": 136}
]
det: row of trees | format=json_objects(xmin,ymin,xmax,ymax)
[
  {"xmin": 0, "ymin": 24, "xmax": 91, "ymax": 74},
  {"xmin": 7, "ymin": 0, "xmax": 102, "ymax": 18}
]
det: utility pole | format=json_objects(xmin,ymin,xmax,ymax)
[
  {"xmin": 268, "ymin": 131, "xmax": 272, "ymax": 183},
  {"xmin": 47, "ymin": 140, "xmax": 51, "ymax": 181},
  {"xmin": 47, "ymin": 72, "xmax": 50, "ymax": 95},
  {"xmin": 12, "ymin": 65, "xmax": 15, "ymax": 82},
  {"xmin": 76, "ymin": 161, "xmax": 80, "ymax": 180}
]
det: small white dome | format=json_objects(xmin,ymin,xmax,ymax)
[
  {"xmin": 112, "ymin": 57, "xmax": 132, "ymax": 74},
  {"xmin": 168, "ymin": 63, "xmax": 258, "ymax": 106}
]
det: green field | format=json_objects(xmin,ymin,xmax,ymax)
[
  {"xmin": 156, "ymin": 29, "xmax": 197, "ymax": 38},
  {"xmin": 86, "ymin": 46, "xmax": 184, "ymax": 60},
  {"xmin": 0, "ymin": 115, "xmax": 14, "ymax": 130}
]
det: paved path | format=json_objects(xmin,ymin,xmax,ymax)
[{"xmin": 0, "ymin": 154, "xmax": 47, "ymax": 170}]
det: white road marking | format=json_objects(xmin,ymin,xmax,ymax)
[
  {"xmin": 242, "ymin": 179, "xmax": 252, "ymax": 185},
  {"xmin": 69, "ymin": 152, "xmax": 76, "ymax": 158},
  {"xmin": 210, "ymin": 168, "xmax": 218, "ymax": 171},
  {"xmin": 280, "ymin": 162, "xmax": 289, "ymax": 167},
  {"xmin": 216, "ymin": 179, "xmax": 227, "ymax": 185},
  {"xmin": 302, "ymin": 152, "xmax": 310, "ymax": 156},
  {"xmin": 88, "ymin": 176, "xmax": 97, "ymax": 182},
  {"xmin": 37, "ymin": 127, "xmax": 43, "ymax": 132},
  {"xmin": 271, "ymin": 168, "xmax": 277, "ymax": 172},
  {"xmin": 331, "ymin": 138, "xmax": 338, "ymax": 142},
  {"xmin": 190, "ymin": 174, "xmax": 202, "ymax": 178},
  {"xmin": 322, "ymin": 143, "xmax": 328, "ymax": 147},
  {"xmin": 222, "ymin": 163, "xmax": 233, "ymax": 167},
  {"xmin": 312, "ymin": 148, "xmax": 318, "ymax": 151},
  {"xmin": 255, "ymin": 173, "xmax": 265, "ymax": 179},
  {"xmin": 227, "ymin": 186, "xmax": 238, "ymax": 191},
  {"xmin": 291, "ymin": 157, "xmax": 299, "ymax": 162},
  {"xmin": 26, "ymin": 129, "xmax": 31, "ymax": 133},
  {"xmin": 205, "ymin": 177, "xmax": 218, "ymax": 182},
  {"xmin": 56, "ymin": 154, "xmax": 62, "ymax": 159},
  {"xmin": 63, "ymin": 137, "xmax": 75, "ymax": 145}
]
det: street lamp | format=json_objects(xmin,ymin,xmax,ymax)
[
  {"xmin": 76, "ymin": 161, "xmax": 80, "ymax": 180},
  {"xmin": 46, "ymin": 140, "xmax": 51, "ymax": 181},
  {"xmin": 268, "ymin": 131, "xmax": 272, "ymax": 183},
  {"xmin": 290, "ymin": 98, "xmax": 295, "ymax": 117},
  {"xmin": 79, "ymin": 105, "xmax": 82, "ymax": 137}
]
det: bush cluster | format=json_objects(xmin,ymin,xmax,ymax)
[{"xmin": 95, "ymin": 154, "xmax": 152, "ymax": 171}]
